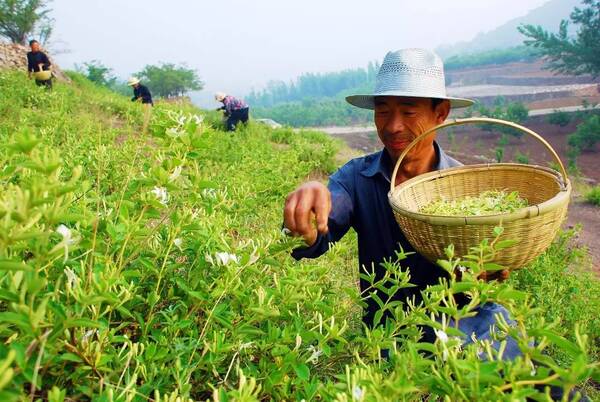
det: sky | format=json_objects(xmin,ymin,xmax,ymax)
[{"xmin": 49, "ymin": 0, "xmax": 550, "ymax": 107}]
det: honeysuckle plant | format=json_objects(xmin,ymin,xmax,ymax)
[{"xmin": 0, "ymin": 70, "xmax": 598, "ymax": 401}]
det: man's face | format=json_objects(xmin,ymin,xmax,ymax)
[
  {"xmin": 30, "ymin": 42, "xmax": 40, "ymax": 52},
  {"xmin": 374, "ymin": 96, "xmax": 449, "ymax": 161}
]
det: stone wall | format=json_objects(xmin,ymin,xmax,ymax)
[{"xmin": 0, "ymin": 42, "xmax": 70, "ymax": 82}]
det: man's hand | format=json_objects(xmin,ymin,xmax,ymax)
[{"xmin": 284, "ymin": 181, "xmax": 331, "ymax": 247}]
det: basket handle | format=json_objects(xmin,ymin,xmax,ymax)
[{"xmin": 389, "ymin": 117, "xmax": 568, "ymax": 193}]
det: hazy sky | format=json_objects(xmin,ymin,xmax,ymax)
[{"xmin": 49, "ymin": 0, "xmax": 549, "ymax": 105}]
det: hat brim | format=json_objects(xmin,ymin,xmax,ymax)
[
  {"xmin": 128, "ymin": 81, "xmax": 140, "ymax": 86},
  {"xmin": 346, "ymin": 93, "xmax": 475, "ymax": 110}
]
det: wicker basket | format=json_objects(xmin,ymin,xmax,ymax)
[
  {"xmin": 33, "ymin": 69, "xmax": 52, "ymax": 81},
  {"xmin": 388, "ymin": 117, "xmax": 571, "ymax": 269}
]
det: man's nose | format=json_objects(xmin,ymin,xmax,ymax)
[{"xmin": 384, "ymin": 110, "xmax": 406, "ymax": 134}]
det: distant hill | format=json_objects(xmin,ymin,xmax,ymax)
[{"xmin": 436, "ymin": 0, "xmax": 581, "ymax": 58}]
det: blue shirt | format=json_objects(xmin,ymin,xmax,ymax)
[{"xmin": 292, "ymin": 142, "xmax": 464, "ymax": 326}]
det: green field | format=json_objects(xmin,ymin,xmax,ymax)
[{"xmin": 0, "ymin": 71, "xmax": 598, "ymax": 400}]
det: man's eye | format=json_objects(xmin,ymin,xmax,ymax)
[{"xmin": 404, "ymin": 111, "xmax": 417, "ymax": 116}]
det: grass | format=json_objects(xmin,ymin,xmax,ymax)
[{"xmin": 585, "ymin": 186, "xmax": 600, "ymax": 206}]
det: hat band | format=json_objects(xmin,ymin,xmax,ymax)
[{"xmin": 375, "ymin": 71, "xmax": 447, "ymax": 98}]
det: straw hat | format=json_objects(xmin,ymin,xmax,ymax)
[
  {"xmin": 214, "ymin": 92, "xmax": 226, "ymax": 102},
  {"xmin": 127, "ymin": 77, "xmax": 140, "ymax": 86},
  {"xmin": 346, "ymin": 48, "xmax": 474, "ymax": 109}
]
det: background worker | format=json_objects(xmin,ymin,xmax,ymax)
[
  {"xmin": 128, "ymin": 77, "xmax": 153, "ymax": 134},
  {"xmin": 26, "ymin": 40, "xmax": 52, "ymax": 89},
  {"xmin": 215, "ymin": 92, "xmax": 250, "ymax": 131}
]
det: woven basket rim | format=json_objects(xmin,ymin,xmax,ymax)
[{"xmin": 388, "ymin": 163, "xmax": 572, "ymax": 226}]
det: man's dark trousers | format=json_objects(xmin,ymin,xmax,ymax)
[{"xmin": 226, "ymin": 107, "xmax": 249, "ymax": 131}]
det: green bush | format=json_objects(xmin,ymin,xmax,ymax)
[
  {"xmin": 514, "ymin": 151, "xmax": 530, "ymax": 164},
  {"xmin": 568, "ymin": 114, "xmax": 600, "ymax": 152},
  {"xmin": 547, "ymin": 110, "xmax": 572, "ymax": 127},
  {"xmin": 476, "ymin": 97, "xmax": 529, "ymax": 137},
  {"xmin": 585, "ymin": 186, "xmax": 600, "ymax": 206}
]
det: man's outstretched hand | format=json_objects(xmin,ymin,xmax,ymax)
[{"xmin": 284, "ymin": 181, "xmax": 331, "ymax": 247}]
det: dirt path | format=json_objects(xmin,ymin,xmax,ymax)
[{"xmin": 326, "ymin": 128, "xmax": 600, "ymax": 273}]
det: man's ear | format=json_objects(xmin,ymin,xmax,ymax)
[{"xmin": 436, "ymin": 100, "xmax": 451, "ymax": 123}]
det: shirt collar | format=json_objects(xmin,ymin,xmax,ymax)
[{"xmin": 360, "ymin": 141, "xmax": 453, "ymax": 182}]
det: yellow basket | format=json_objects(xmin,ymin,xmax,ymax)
[
  {"xmin": 33, "ymin": 70, "xmax": 52, "ymax": 81},
  {"xmin": 388, "ymin": 117, "xmax": 571, "ymax": 269}
]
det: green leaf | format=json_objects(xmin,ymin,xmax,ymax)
[
  {"xmin": 293, "ymin": 363, "xmax": 310, "ymax": 381},
  {"xmin": 0, "ymin": 259, "xmax": 33, "ymax": 272},
  {"xmin": 65, "ymin": 318, "xmax": 106, "ymax": 329},
  {"xmin": 59, "ymin": 353, "xmax": 83, "ymax": 363}
]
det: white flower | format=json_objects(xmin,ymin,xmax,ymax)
[
  {"xmin": 173, "ymin": 238, "xmax": 183, "ymax": 250},
  {"xmin": 295, "ymin": 334, "xmax": 302, "ymax": 350},
  {"xmin": 55, "ymin": 224, "xmax": 78, "ymax": 262},
  {"xmin": 150, "ymin": 186, "xmax": 169, "ymax": 205},
  {"xmin": 168, "ymin": 166, "xmax": 182, "ymax": 182},
  {"xmin": 305, "ymin": 345, "xmax": 323, "ymax": 364},
  {"xmin": 64, "ymin": 267, "xmax": 79, "ymax": 289},
  {"xmin": 166, "ymin": 127, "xmax": 184, "ymax": 138},
  {"xmin": 434, "ymin": 329, "xmax": 449, "ymax": 344},
  {"xmin": 458, "ymin": 265, "xmax": 467, "ymax": 273},
  {"xmin": 57, "ymin": 224, "xmax": 75, "ymax": 245},
  {"xmin": 82, "ymin": 329, "xmax": 97, "ymax": 343},
  {"xmin": 352, "ymin": 386, "xmax": 365, "ymax": 401},
  {"xmin": 212, "ymin": 252, "xmax": 239, "ymax": 266},
  {"xmin": 240, "ymin": 342, "xmax": 253, "ymax": 350},
  {"xmin": 201, "ymin": 188, "xmax": 217, "ymax": 199}
]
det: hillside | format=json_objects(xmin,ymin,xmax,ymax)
[
  {"xmin": 0, "ymin": 71, "xmax": 599, "ymax": 399},
  {"xmin": 436, "ymin": 0, "xmax": 580, "ymax": 58}
]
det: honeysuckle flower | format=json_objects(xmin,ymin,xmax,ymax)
[
  {"xmin": 306, "ymin": 345, "xmax": 323, "ymax": 364},
  {"xmin": 55, "ymin": 224, "xmax": 78, "ymax": 262},
  {"xmin": 57, "ymin": 224, "xmax": 75, "ymax": 245},
  {"xmin": 166, "ymin": 127, "xmax": 184, "ymax": 138},
  {"xmin": 169, "ymin": 166, "xmax": 182, "ymax": 182},
  {"xmin": 64, "ymin": 267, "xmax": 79, "ymax": 289},
  {"xmin": 82, "ymin": 329, "xmax": 97, "ymax": 342},
  {"xmin": 201, "ymin": 188, "xmax": 217, "ymax": 199},
  {"xmin": 352, "ymin": 386, "xmax": 365, "ymax": 401},
  {"xmin": 190, "ymin": 114, "xmax": 203, "ymax": 125},
  {"xmin": 434, "ymin": 329, "xmax": 449, "ymax": 344},
  {"xmin": 240, "ymin": 342, "xmax": 253, "ymax": 350},
  {"xmin": 150, "ymin": 186, "xmax": 169, "ymax": 205},
  {"xmin": 207, "ymin": 252, "xmax": 239, "ymax": 266},
  {"xmin": 173, "ymin": 238, "xmax": 183, "ymax": 250}
]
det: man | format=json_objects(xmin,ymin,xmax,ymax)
[
  {"xmin": 26, "ymin": 40, "xmax": 52, "ymax": 89},
  {"xmin": 128, "ymin": 77, "xmax": 153, "ymax": 134},
  {"xmin": 283, "ymin": 48, "xmax": 515, "ymax": 353},
  {"xmin": 215, "ymin": 92, "xmax": 250, "ymax": 131}
]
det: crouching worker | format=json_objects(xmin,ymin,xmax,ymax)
[
  {"xmin": 128, "ymin": 77, "xmax": 153, "ymax": 134},
  {"xmin": 283, "ymin": 48, "xmax": 520, "ymax": 355},
  {"xmin": 215, "ymin": 92, "xmax": 250, "ymax": 131},
  {"xmin": 27, "ymin": 40, "xmax": 52, "ymax": 89}
]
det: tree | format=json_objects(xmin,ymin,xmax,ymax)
[
  {"xmin": 519, "ymin": 0, "xmax": 600, "ymax": 77},
  {"xmin": 137, "ymin": 63, "xmax": 203, "ymax": 98},
  {"xmin": 0, "ymin": 0, "xmax": 52, "ymax": 45},
  {"xmin": 77, "ymin": 60, "xmax": 117, "ymax": 88}
]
